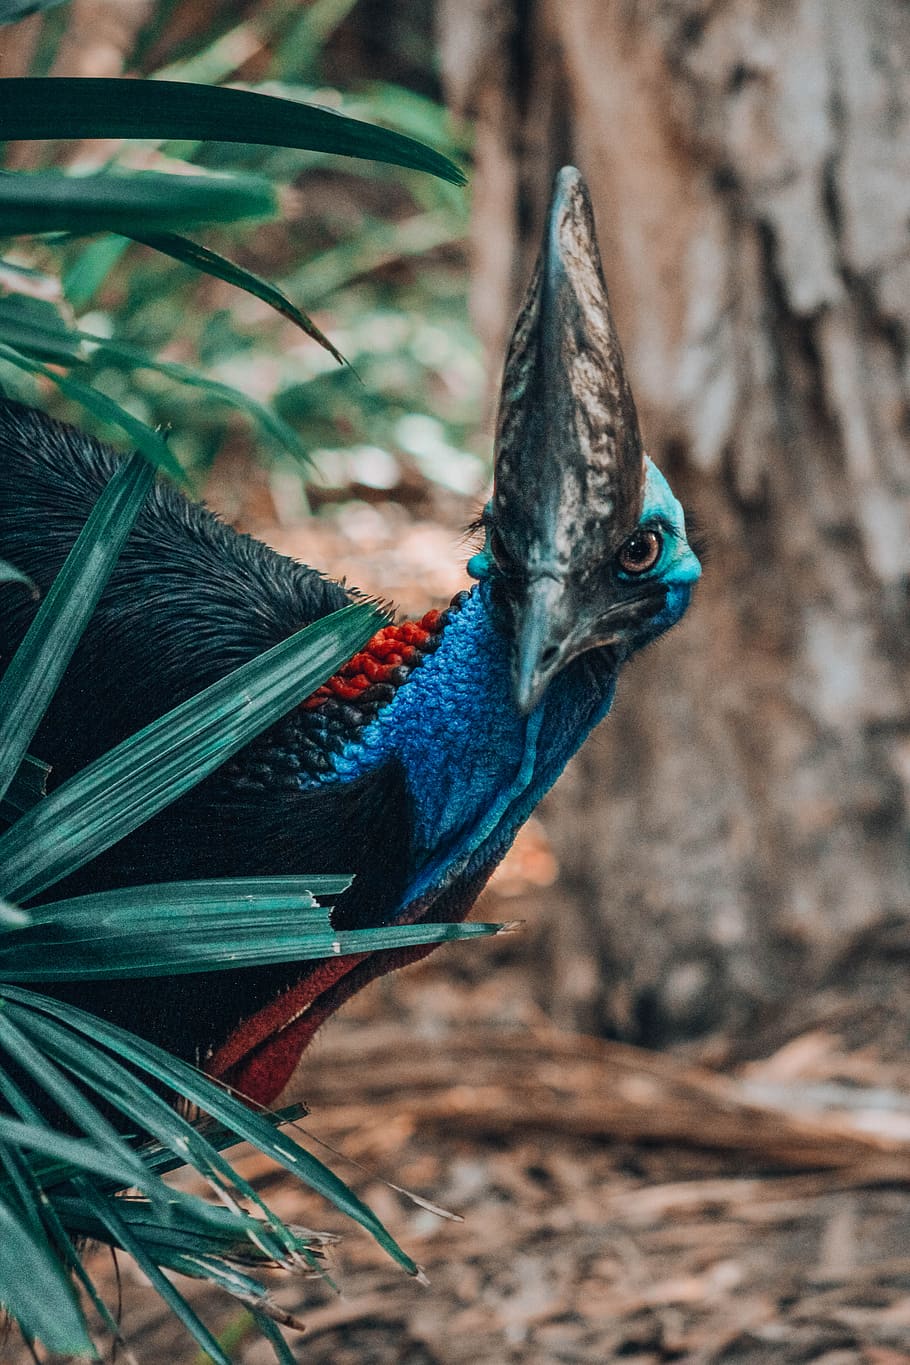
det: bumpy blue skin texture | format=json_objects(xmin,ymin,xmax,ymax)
[{"xmin": 320, "ymin": 458, "xmax": 700, "ymax": 919}]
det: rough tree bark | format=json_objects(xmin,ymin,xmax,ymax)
[{"xmin": 437, "ymin": 0, "xmax": 910, "ymax": 1054}]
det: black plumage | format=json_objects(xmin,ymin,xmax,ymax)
[{"xmin": 0, "ymin": 401, "xmax": 418, "ymax": 1082}]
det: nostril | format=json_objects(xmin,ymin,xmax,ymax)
[{"xmin": 540, "ymin": 645, "xmax": 559, "ymax": 667}]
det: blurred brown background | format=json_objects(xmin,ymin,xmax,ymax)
[
  {"xmin": 435, "ymin": 0, "xmax": 910, "ymax": 1057},
  {"xmin": 4, "ymin": 1, "xmax": 910, "ymax": 1362}
]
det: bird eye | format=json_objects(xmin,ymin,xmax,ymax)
[{"xmin": 617, "ymin": 528, "xmax": 662, "ymax": 575}]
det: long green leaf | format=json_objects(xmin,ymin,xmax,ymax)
[
  {"xmin": 53, "ymin": 1195, "xmax": 317, "ymax": 1280},
  {"xmin": 78, "ymin": 329, "xmax": 314, "ymax": 466},
  {"xmin": 1, "ymin": 987, "xmax": 421, "ymax": 1276},
  {"xmin": 0, "ymin": 601, "xmax": 382, "ymax": 902},
  {"xmin": 0, "ymin": 300, "xmax": 313, "ymax": 467},
  {"xmin": 0, "ymin": 1059, "xmax": 82, "ymax": 1188},
  {"xmin": 269, "ymin": 0, "xmax": 360, "ymax": 81},
  {"xmin": 0, "ymin": 907, "xmax": 507, "ymax": 980},
  {"xmin": 0, "ymin": 1195, "xmax": 94, "ymax": 1357},
  {"xmin": 250, "ymin": 1308, "xmax": 298, "ymax": 1365},
  {"xmin": 0, "ymin": 753, "xmax": 49, "ymax": 827},
  {"xmin": 2, "ymin": 1007, "xmax": 309, "ymax": 1262},
  {"xmin": 0, "ymin": 1137, "xmax": 42, "ymax": 1238},
  {"xmin": 25, "ymin": 874, "xmax": 352, "ymax": 920},
  {"xmin": 23, "ymin": 0, "xmax": 69, "ymax": 77},
  {"xmin": 0, "ymin": 1017, "xmax": 157, "ymax": 1198},
  {"xmin": 56, "ymin": 1198, "xmax": 311, "ymax": 1268},
  {"xmin": 0, "ymin": 167, "xmax": 277, "ymax": 237},
  {"xmin": 0, "ymin": 293, "xmax": 84, "ymax": 363},
  {"xmin": 0, "ymin": 1106, "xmax": 245, "ymax": 1356},
  {"xmin": 0, "ymin": 0, "xmax": 69, "ymax": 24},
  {"xmin": 0, "ymin": 78, "xmax": 466, "ymax": 185},
  {"xmin": 8, "ymin": 1010, "xmax": 302, "ymax": 1250},
  {"xmin": 0, "ymin": 451, "xmax": 155, "ymax": 805},
  {"xmin": 0, "ymin": 1131, "xmax": 126, "ymax": 1351},
  {"xmin": 62, "ymin": 232, "xmax": 130, "ymax": 308},
  {"xmin": 57, "ymin": 1102, "xmax": 305, "ymax": 1192},
  {"xmin": 79, "ymin": 1182, "xmax": 233, "ymax": 1365},
  {"xmin": 0, "ymin": 1114, "xmax": 151, "ymax": 1186},
  {"xmin": 0, "ymin": 342, "xmax": 184, "ymax": 477},
  {"xmin": 127, "ymin": 231, "xmax": 346, "ymax": 363},
  {"xmin": 0, "ymin": 1118, "xmax": 329, "ymax": 1345}
]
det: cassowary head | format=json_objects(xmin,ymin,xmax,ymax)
[{"xmin": 468, "ymin": 167, "xmax": 701, "ymax": 712}]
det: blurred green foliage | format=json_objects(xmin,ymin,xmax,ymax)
[{"xmin": 0, "ymin": 0, "xmax": 485, "ymax": 503}]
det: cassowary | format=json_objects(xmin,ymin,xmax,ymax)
[{"xmin": 0, "ymin": 168, "xmax": 700, "ymax": 1108}]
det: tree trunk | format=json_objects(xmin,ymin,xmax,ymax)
[{"xmin": 437, "ymin": 0, "xmax": 910, "ymax": 1056}]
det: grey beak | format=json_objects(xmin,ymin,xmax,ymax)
[
  {"xmin": 512, "ymin": 576, "xmax": 567, "ymax": 714},
  {"xmin": 491, "ymin": 167, "xmax": 647, "ymax": 713}
]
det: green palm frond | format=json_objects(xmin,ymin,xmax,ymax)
[
  {"xmin": 0, "ymin": 979, "xmax": 432, "ymax": 1363},
  {"xmin": 0, "ymin": 342, "xmax": 185, "ymax": 477},
  {"xmin": 0, "ymin": 295, "xmax": 316, "ymax": 468},
  {"xmin": 0, "ymin": 7, "xmax": 479, "ymax": 1356},
  {"xmin": 0, "ymin": 450, "xmax": 157, "ymax": 803},
  {"xmin": 125, "ymin": 231, "xmax": 348, "ymax": 363},
  {"xmin": 0, "ymin": 34, "xmax": 468, "ymax": 480},
  {"xmin": 0, "ymin": 166, "xmax": 278, "ymax": 237},
  {"xmin": 0, "ymin": 599, "xmax": 384, "ymax": 904},
  {"xmin": 0, "ymin": 752, "xmax": 49, "ymax": 827},
  {"xmin": 0, "ymin": 875, "xmax": 507, "ymax": 978},
  {"xmin": 0, "ymin": 78, "xmax": 466, "ymax": 185}
]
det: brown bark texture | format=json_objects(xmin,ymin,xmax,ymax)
[{"xmin": 437, "ymin": 0, "xmax": 910, "ymax": 1054}]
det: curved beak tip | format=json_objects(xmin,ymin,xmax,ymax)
[
  {"xmin": 513, "ymin": 635, "xmax": 564, "ymax": 715},
  {"xmin": 512, "ymin": 631, "xmax": 550, "ymax": 715},
  {"xmin": 511, "ymin": 578, "xmax": 565, "ymax": 714}
]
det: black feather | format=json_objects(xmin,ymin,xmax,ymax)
[
  {"xmin": 37, "ymin": 762, "xmax": 414, "ymax": 1062},
  {"xmin": 0, "ymin": 400, "xmax": 366, "ymax": 777},
  {"xmin": 0, "ymin": 399, "xmax": 412, "ymax": 1063}
]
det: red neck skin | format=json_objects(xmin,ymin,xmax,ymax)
[
  {"xmin": 301, "ymin": 609, "xmax": 443, "ymax": 711},
  {"xmin": 206, "ymin": 610, "xmax": 446, "ymax": 1107},
  {"xmin": 207, "ymin": 953, "xmax": 368, "ymax": 1103}
]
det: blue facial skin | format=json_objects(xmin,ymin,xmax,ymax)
[
  {"xmin": 631, "ymin": 458, "xmax": 702, "ymax": 639},
  {"xmin": 322, "ymin": 457, "xmax": 700, "ymax": 918}
]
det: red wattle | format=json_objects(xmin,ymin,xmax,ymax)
[{"xmin": 300, "ymin": 610, "xmax": 441, "ymax": 711}]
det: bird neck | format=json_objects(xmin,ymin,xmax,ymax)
[{"xmin": 328, "ymin": 582, "xmax": 620, "ymax": 903}]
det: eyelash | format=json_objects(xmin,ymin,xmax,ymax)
[
  {"xmin": 462, "ymin": 515, "xmax": 487, "ymax": 553},
  {"xmin": 682, "ymin": 505, "xmax": 709, "ymax": 565}
]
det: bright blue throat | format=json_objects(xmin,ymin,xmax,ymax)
[{"xmin": 326, "ymin": 582, "xmax": 621, "ymax": 910}]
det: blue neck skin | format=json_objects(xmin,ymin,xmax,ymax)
[
  {"xmin": 332, "ymin": 582, "xmax": 620, "ymax": 903},
  {"xmin": 323, "ymin": 458, "xmax": 700, "ymax": 916},
  {"xmin": 334, "ymin": 581, "xmax": 619, "ymax": 900}
]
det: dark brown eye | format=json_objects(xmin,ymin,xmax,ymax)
[{"xmin": 617, "ymin": 528, "xmax": 662, "ymax": 575}]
